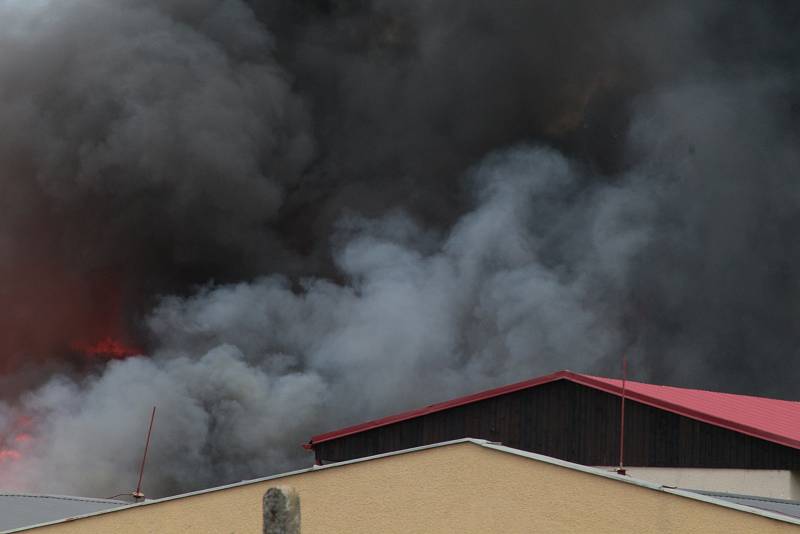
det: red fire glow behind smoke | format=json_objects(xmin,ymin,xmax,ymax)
[
  {"xmin": 0, "ymin": 416, "xmax": 33, "ymax": 465},
  {"xmin": 70, "ymin": 337, "xmax": 142, "ymax": 359},
  {"xmin": 64, "ymin": 269, "xmax": 144, "ymax": 361},
  {"xmin": 0, "ymin": 449, "xmax": 21, "ymax": 462},
  {"xmin": 0, "ymin": 250, "xmax": 145, "ymax": 384}
]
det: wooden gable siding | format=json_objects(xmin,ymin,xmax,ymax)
[{"xmin": 314, "ymin": 380, "xmax": 800, "ymax": 469}]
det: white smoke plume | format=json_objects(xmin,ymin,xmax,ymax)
[{"xmin": 1, "ymin": 146, "xmax": 653, "ymax": 496}]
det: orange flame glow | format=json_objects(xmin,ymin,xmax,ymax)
[
  {"xmin": 0, "ymin": 449, "xmax": 21, "ymax": 462},
  {"xmin": 1, "ymin": 416, "xmax": 33, "ymax": 463},
  {"xmin": 71, "ymin": 337, "xmax": 142, "ymax": 359}
]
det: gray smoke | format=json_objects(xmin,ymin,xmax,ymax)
[
  {"xmin": 0, "ymin": 0, "xmax": 312, "ymax": 366},
  {"xmin": 2, "ymin": 146, "xmax": 640, "ymax": 495},
  {"xmin": 0, "ymin": 0, "xmax": 799, "ymax": 498}
]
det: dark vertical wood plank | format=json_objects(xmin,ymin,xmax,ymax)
[{"xmin": 314, "ymin": 380, "xmax": 800, "ymax": 469}]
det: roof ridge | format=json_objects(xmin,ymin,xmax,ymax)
[{"xmin": 577, "ymin": 372, "xmax": 800, "ymax": 403}]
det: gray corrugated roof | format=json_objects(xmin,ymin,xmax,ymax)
[
  {"xmin": 0, "ymin": 493, "xmax": 126, "ymax": 532},
  {"xmin": 684, "ymin": 490, "xmax": 800, "ymax": 520}
]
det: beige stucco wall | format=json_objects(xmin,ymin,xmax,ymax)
[
  {"xmin": 16, "ymin": 442, "xmax": 800, "ymax": 534},
  {"xmin": 595, "ymin": 466, "xmax": 800, "ymax": 500}
]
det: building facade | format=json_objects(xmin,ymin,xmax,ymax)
[{"xmin": 8, "ymin": 439, "xmax": 800, "ymax": 534}]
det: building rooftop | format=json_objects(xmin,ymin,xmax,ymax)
[
  {"xmin": 6, "ymin": 439, "xmax": 800, "ymax": 532},
  {"xmin": 689, "ymin": 490, "xmax": 800, "ymax": 520},
  {"xmin": 0, "ymin": 494, "xmax": 126, "ymax": 532},
  {"xmin": 307, "ymin": 370, "xmax": 800, "ymax": 450}
]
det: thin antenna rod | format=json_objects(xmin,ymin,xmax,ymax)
[
  {"xmin": 617, "ymin": 355, "xmax": 627, "ymax": 475},
  {"xmin": 134, "ymin": 406, "xmax": 156, "ymax": 501}
]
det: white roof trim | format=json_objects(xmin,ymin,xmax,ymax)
[
  {"xmin": 5, "ymin": 437, "xmax": 800, "ymax": 532},
  {"xmin": 478, "ymin": 441, "xmax": 800, "ymax": 525}
]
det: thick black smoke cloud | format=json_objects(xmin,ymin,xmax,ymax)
[
  {"xmin": 0, "ymin": 0, "xmax": 313, "ymax": 377},
  {"xmin": 0, "ymin": 0, "xmax": 799, "ymax": 497}
]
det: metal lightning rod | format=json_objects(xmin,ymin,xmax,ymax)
[
  {"xmin": 133, "ymin": 406, "xmax": 157, "ymax": 501},
  {"xmin": 617, "ymin": 355, "xmax": 627, "ymax": 475}
]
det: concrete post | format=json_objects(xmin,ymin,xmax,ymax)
[{"xmin": 263, "ymin": 486, "xmax": 300, "ymax": 534}]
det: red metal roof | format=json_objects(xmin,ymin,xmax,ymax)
[{"xmin": 306, "ymin": 370, "xmax": 800, "ymax": 451}]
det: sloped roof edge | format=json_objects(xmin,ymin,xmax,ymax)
[
  {"xmin": 6, "ymin": 438, "xmax": 800, "ymax": 532},
  {"xmin": 0, "ymin": 494, "xmax": 125, "ymax": 505},
  {"xmin": 305, "ymin": 370, "xmax": 800, "ymax": 450}
]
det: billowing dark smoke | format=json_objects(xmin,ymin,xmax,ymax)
[{"xmin": 0, "ymin": 0, "xmax": 798, "ymax": 497}]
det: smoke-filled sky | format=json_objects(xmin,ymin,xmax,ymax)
[{"xmin": 0, "ymin": 0, "xmax": 799, "ymax": 498}]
